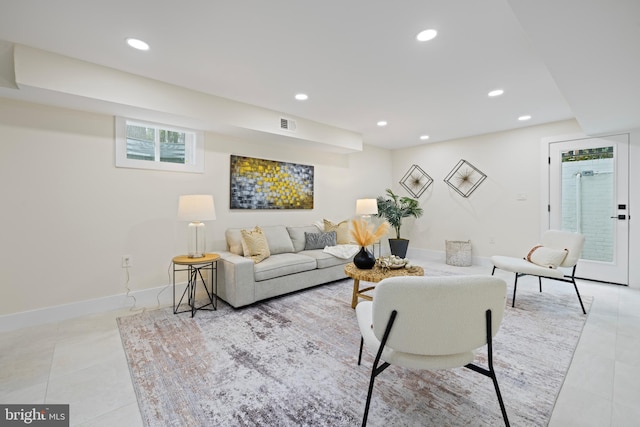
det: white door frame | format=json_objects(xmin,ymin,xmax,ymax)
[{"xmin": 541, "ymin": 133, "xmax": 630, "ymax": 285}]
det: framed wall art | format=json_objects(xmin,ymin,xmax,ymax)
[
  {"xmin": 230, "ymin": 155, "xmax": 314, "ymax": 209},
  {"xmin": 399, "ymin": 164, "xmax": 433, "ymax": 198},
  {"xmin": 444, "ymin": 159, "xmax": 487, "ymax": 198}
]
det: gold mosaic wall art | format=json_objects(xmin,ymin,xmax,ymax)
[{"xmin": 230, "ymin": 155, "xmax": 314, "ymax": 209}]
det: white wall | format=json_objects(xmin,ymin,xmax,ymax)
[
  {"xmin": 392, "ymin": 119, "xmax": 639, "ymax": 288},
  {"xmin": 0, "ymin": 98, "xmax": 392, "ymax": 316},
  {"xmin": 2, "ymin": 97, "xmax": 636, "ymax": 323},
  {"xmin": 391, "ymin": 120, "xmax": 584, "ymax": 258}
]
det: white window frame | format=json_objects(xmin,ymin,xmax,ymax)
[{"xmin": 115, "ymin": 116, "xmax": 204, "ymax": 173}]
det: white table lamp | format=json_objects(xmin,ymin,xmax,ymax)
[
  {"xmin": 177, "ymin": 195, "xmax": 216, "ymax": 258},
  {"xmin": 356, "ymin": 198, "xmax": 378, "ymax": 218},
  {"xmin": 356, "ymin": 198, "xmax": 380, "ymax": 259}
]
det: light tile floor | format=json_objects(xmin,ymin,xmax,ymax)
[{"xmin": 1, "ymin": 262, "xmax": 639, "ymax": 426}]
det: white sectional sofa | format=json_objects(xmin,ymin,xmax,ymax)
[{"xmin": 216, "ymin": 224, "xmax": 355, "ymax": 308}]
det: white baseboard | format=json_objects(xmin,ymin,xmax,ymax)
[
  {"xmin": 0, "ymin": 282, "xmax": 189, "ymax": 333},
  {"xmin": 407, "ymin": 247, "xmax": 492, "ymax": 267}
]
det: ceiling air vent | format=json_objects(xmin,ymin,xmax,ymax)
[{"xmin": 280, "ymin": 117, "xmax": 297, "ymax": 132}]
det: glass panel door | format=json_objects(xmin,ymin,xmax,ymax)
[{"xmin": 549, "ymin": 134, "xmax": 629, "ymax": 284}]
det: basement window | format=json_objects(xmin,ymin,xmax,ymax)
[{"xmin": 115, "ymin": 117, "xmax": 204, "ymax": 173}]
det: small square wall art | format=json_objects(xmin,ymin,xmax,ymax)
[
  {"xmin": 399, "ymin": 164, "xmax": 433, "ymax": 198},
  {"xmin": 230, "ymin": 155, "xmax": 314, "ymax": 209},
  {"xmin": 444, "ymin": 159, "xmax": 487, "ymax": 198}
]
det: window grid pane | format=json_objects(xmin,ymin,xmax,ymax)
[
  {"xmin": 160, "ymin": 129, "xmax": 186, "ymax": 164},
  {"xmin": 126, "ymin": 124, "xmax": 155, "ymax": 161}
]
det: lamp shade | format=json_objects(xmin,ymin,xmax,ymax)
[
  {"xmin": 356, "ymin": 198, "xmax": 378, "ymax": 216},
  {"xmin": 177, "ymin": 195, "xmax": 216, "ymax": 221}
]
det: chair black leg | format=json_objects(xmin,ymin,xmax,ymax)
[
  {"xmin": 486, "ymin": 350, "xmax": 510, "ymax": 427},
  {"xmin": 572, "ymin": 278, "xmax": 587, "ymax": 314},
  {"xmin": 538, "ymin": 277, "xmax": 542, "ymax": 292},
  {"xmin": 361, "ymin": 311, "xmax": 396, "ymax": 427},
  {"xmin": 491, "ymin": 266, "xmax": 496, "ymax": 275},
  {"xmin": 362, "ymin": 361, "xmax": 391, "ymax": 426},
  {"xmin": 484, "ymin": 309, "xmax": 509, "ymax": 426},
  {"xmin": 512, "ymin": 274, "xmax": 518, "ymax": 308},
  {"xmin": 358, "ymin": 337, "xmax": 364, "ymax": 365},
  {"xmin": 362, "ymin": 371, "xmax": 376, "ymax": 427},
  {"xmin": 489, "ymin": 370, "xmax": 509, "ymax": 426},
  {"xmin": 465, "ymin": 310, "xmax": 510, "ymax": 426}
]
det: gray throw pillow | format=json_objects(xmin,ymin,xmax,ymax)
[
  {"xmin": 304, "ymin": 231, "xmax": 337, "ymax": 250},
  {"xmin": 287, "ymin": 225, "xmax": 321, "ymax": 252}
]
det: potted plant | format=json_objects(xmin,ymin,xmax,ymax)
[{"xmin": 376, "ymin": 188, "xmax": 424, "ymax": 258}]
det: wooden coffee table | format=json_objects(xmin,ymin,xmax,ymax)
[{"xmin": 344, "ymin": 262, "xmax": 424, "ymax": 308}]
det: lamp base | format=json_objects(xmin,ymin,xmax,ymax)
[{"xmin": 187, "ymin": 221, "xmax": 206, "ymax": 258}]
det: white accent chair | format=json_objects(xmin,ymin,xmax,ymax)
[
  {"xmin": 356, "ymin": 275, "xmax": 510, "ymax": 427},
  {"xmin": 491, "ymin": 230, "xmax": 586, "ymax": 314}
]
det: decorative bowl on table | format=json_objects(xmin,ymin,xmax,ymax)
[{"xmin": 376, "ymin": 255, "xmax": 407, "ymax": 271}]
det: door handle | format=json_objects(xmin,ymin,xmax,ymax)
[{"xmin": 611, "ymin": 215, "xmax": 626, "ymax": 220}]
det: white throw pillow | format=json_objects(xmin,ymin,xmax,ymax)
[{"xmin": 526, "ymin": 245, "xmax": 568, "ymax": 269}]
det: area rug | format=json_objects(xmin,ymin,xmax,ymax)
[{"xmin": 117, "ymin": 277, "xmax": 591, "ymax": 426}]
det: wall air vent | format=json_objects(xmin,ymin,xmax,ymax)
[{"xmin": 280, "ymin": 117, "xmax": 297, "ymax": 132}]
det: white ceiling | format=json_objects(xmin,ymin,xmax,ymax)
[{"xmin": 0, "ymin": 0, "xmax": 638, "ymax": 150}]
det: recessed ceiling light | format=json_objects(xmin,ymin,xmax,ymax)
[
  {"xmin": 295, "ymin": 93, "xmax": 308, "ymax": 101},
  {"xmin": 377, "ymin": 121, "xmax": 388, "ymax": 127},
  {"xmin": 488, "ymin": 89, "xmax": 504, "ymax": 97},
  {"xmin": 419, "ymin": 135, "xmax": 430, "ymax": 140},
  {"xmin": 126, "ymin": 38, "xmax": 150, "ymax": 51},
  {"xmin": 416, "ymin": 29, "xmax": 438, "ymax": 42},
  {"xmin": 518, "ymin": 115, "xmax": 532, "ymax": 121}
]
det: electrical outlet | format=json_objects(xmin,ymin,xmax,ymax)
[{"xmin": 122, "ymin": 255, "xmax": 132, "ymax": 268}]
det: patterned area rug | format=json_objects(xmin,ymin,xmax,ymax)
[{"xmin": 117, "ymin": 276, "xmax": 591, "ymax": 426}]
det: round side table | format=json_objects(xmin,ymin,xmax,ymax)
[
  {"xmin": 172, "ymin": 253, "xmax": 220, "ymax": 317},
  {"xmin": 344, "ymin": 262, "xmax": 424, "ymax": 308}
]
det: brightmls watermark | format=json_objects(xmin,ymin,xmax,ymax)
[{"xmin": 1, "ymin": 405, "xmax": 69, "ymax": 426}]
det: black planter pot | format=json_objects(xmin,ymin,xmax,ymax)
[
  {"xmin": 353, "ymin": 246, "xmax": 376, "ymax": 269},
  {"xmin": 388, "ymin": 239, "xmax": 410, "ymax": 258}
]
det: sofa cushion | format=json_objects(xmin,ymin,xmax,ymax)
[
  {"xmin": 299, "ymin": 249, "xmax": 350, "ymax": 269},
  {"xmin": 253, "ymin": 253, "xmax": 317, "ymax": 281},
  {"xmin": 287, "ymin": 225, "xmax": 322, "ymax": 252},
  {"xmin": 227, "ymin": 225, "xmax": 295, "ymax": 255},
  {"xmin": 226, "ymin": 228, "xmax": 245, "ymax": 255},
  {"xmin": 304, "ymin": 231, "xmax": 337, "ymax": 250},
  {"xmin": 241, "ymin": 226, "xmax": 270, "ymax": 263},
  {"xmin": 261, "ymin": 225, "xmax": 295, "ymax": 254}
]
